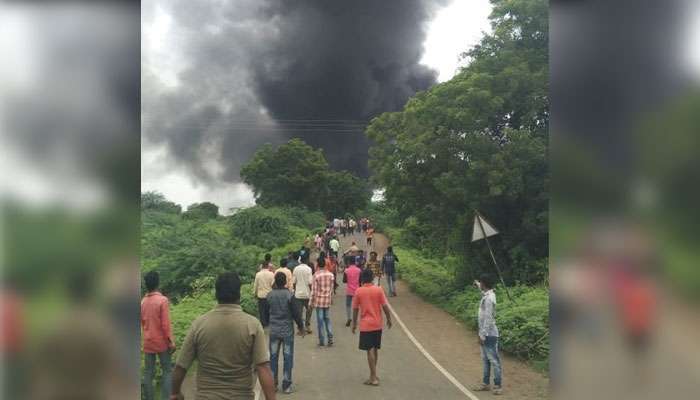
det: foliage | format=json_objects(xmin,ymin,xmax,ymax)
[
  {"xmin": 241, "ymin": 138, "xmax": 371, "ymax": 217},
  {"xmin": 183, "ymin": 202, "xmax": 219, "ymax": 220},
  {"xmin": 141, "ymin": 191, "xmax": 182, "ymax": 214},
  {"xmin": 229, "ymin": 206, "xmax": 295, "ymax": 249},
  {"xmin": 142, "ymin": 193, "xmax": 319, "ymax": 301},
  {"xmin": 395, "ymin": 245, "xmax": 549, "ymax": 362},
  {"xmin": 365, "ymin": 0, "xmax": 548, "ymax": 285}
]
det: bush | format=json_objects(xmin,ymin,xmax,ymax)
[
  {"xmin": 396, "ymin": 245, "xmax": 549, "ymax": 363},
  {"xmin": 230, "ymin": 206, "xmax": 294, "ymax": 249}
]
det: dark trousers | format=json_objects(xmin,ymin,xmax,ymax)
[
  {"xmin": 258, "ymin": 297, "xmax": 270, "ymax": 327},
  {"xmin": 294, "ymin": 297, "xmax": 312, "ymax": 329}
]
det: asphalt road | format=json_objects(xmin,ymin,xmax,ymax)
[{"xmin": 183, "ymin": 232, "xmax": 549, "ymax": 399}]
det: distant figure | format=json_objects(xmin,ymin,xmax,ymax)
[
  {"xmin": 259, "ymin": 253, "xmax": 276, "ymax": 271},
  {"xmin": 344, "ymin": 241, "xmax": 360, "ymax": 257},
  {"xmin": 366, "ymin": 251, "xmax": 382, "ymax": 286},
  {"xmin": 357, "ymin": 250, "xmax": 366, "ymax": 270},
  {"xmin": 473, "ymin": 274, "xmax": 502, "ymax": 395},
  {"xmin": 329, "ymin": 236, "xmax": 341, "ymax": 258},
  {"xmin": 343, "ymin": 260, "xmax": 362, "ymax": 327},
  {"xmin": 141, "ymin": 271, "xmax": 175, "ymax": 400},
  {"xmin": 366, "ymin": 226, "xmax": 374, "ymax": 247},
  {"xmin": 253, "ymin": 255, "xmax": 275, "ymax": 327},
  {"xmin": 293, "ymin": 254, "xmax": 314, "ymax": 334},
  {"xmin": 287, "ymin": 252, "xmax": 299, "ymax": 270},
  {"xmin": 381, "ymin": 247, "xmax": 399, "ymax": 297},
  {"xmin": 266, "ymin": 272, "xmax": 306, "ymax": 394},
  {"xmin": 314, "ymin": 233, "xmax": 323, "ymax": 250},
  {"xmin": 310, "ymin": 258, "xmax": 335, "ymax": 347},
  {"xmin": 352, "ymin": 268, "xmax": 393, "ymax": 387},
  {"xmin": 276, "ymin": 258, "xmax": 294, "ymax": 291},
  {"xmin": 171, "ymin": 272, "xmax": 277, "ymax": 400}
]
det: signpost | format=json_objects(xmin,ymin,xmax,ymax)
[{"xmin": 471, "ymin": 210, "xmax": 513, "ymax": 302}]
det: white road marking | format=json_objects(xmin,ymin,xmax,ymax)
[{"xmin": 386, "ymin": 301, "xmax": 481, "ymax": 400}]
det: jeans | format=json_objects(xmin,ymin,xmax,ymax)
[
  {"xmin": 258, "ymin": 298, "xmax": 270, "ymax": 327},
  {"xmin": 481, "ymin": 336, "xmax": 502, "ymax": 386},
  {"xmin": 386, "ymin": 273, "xmax": 396, "ymax": 295},
  {"xmin": 142, "ymin": 351, "xmax": 172, "ymax": 400},
  {"xmin": 345, "ymin": 295, "xmax": 353, "ymax": 320},
  {"xmin": 269, "ymin": 334, "xmax": 294, "ymax": 390},
  {"xmin": 315, "ymin": 307, "xmax": 333, "ymax": 345}
]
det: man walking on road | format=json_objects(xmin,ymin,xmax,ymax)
[
  {"xmin": 366, "ymin": 251, "xmax": 382, "ymax": 286},
  {"xmin": 293, "ymin": 254, "xmax": 314, "ymax": 334},
  {"xmin": 343, "ymin": 258, "xmax": 362, "ymax": 327},
  {"xmin": 381, "ymin": 247, "xmax": 399, "ymax": 297},
  {"xmin": 170, "ymin": 272, "xmax": 277, "ymax": 400},
  {"xmin": 141, "ymin": 271, "xmax": 175, "ymax": 400},
  {"xmin": 253, "ymin": 257, "xmax": 275, "ymax": 327},
  {"xmin": 352, "ymin": 269, "xmax": 392, "ymax": 387},
  {"xmin": 329, "ymin": 236, "xmax": 340, "ymax": 259},
  {"xmin": 474, "ymin": 274, "xmax": 503, "ymax": 395},
  {"xmin": 266, "ymin": 272, "xmax": 306, "ymax": 394},
  {"xmin": 276, "ymin": 258, "xmax": 294, "ymax": 291},
  {"xmin": 310, "ymin": 258, "xmax": 335, "ymax": 347}
]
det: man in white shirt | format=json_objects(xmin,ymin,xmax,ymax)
[
  {"xmin": 474, "ymin": 274, "xmax": 502, "ymax": 395},
  {"xmin": 292, "ymin": 254, "xmax": 314, "ymax": 334}
]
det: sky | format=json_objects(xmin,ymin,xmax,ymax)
[{"xmin": 141, "ymin": 0, "xmax": 493, "ymax": 214}]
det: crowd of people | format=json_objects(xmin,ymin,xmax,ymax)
[{"xmin": 141, "ymin": 219, "xmax": 504, "ymax": 399}]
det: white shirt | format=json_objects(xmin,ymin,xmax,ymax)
[
  {"xmin": 478, "ymin": 289, "xmax": 499, "ymax": 340},
  {"xmin": 293, "ymin": 263, "xmax": 313, "ymax": 299}
]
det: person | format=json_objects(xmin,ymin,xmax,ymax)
[
  {"xmin": 473, "ymin": 274, "xmax": 502, "ymax": 395},
  {"xmin": 366, "ymin": 226, "xmax": 374, "ymax": 247},
  {"xmin": 259, "ymin": 253, "xmax": 276, "ymax": 272},
  {"xmin": 141, "ymin": 271, "xmax": 175, "ymax": 400},
  {"xmin": 171, "ymin": 272, "xmax": 277, "ymax": 400},
  {"xmin": 366, "ymin": 251, "xmax": 382, "ymax": 286},
  {"xmin": 293, "ymin": 253, "xmax": 314, "ymax": 334},
  {"xmin": 381, "ymin": 247, "xmax": 399, "ymax": 297},
  {"xmin": 357, "ymin": 250, "xmax": 366, "ymax": 270},
  {"xmin": 314, "ymin": 233, "xmax": 323, "ymax": 251},
  {"xmin": 343, "ymin": 257, "xmax": 362, "ymax": 327},
  {"xmin": 266, "ymin": 272, "xmax": 306, "ymax": 394},
  {"xmin": 287, "ymin": 252, "xmax": 299, "ymax": 270},
  {"xmin": 329, "ymin": 236, "xmax": 340, "ymax": 259},
  {"xmin": 276, "ymin": 258, "xmax": 294, "ymax": 291},
  {"xmin": 352, "ymin": 269, "xmax": 393, "ymax": 387},
  {"xmin": 309, "ymin": 257, "xmax": 335, "ymax": 347},
  {"xmin": 349, "ymin": 218, "xmax": 356, "ymax": 234},
  {"xmin": 253, "ymin": 256, "xmax": 275, "ymax": 327},
  {"xmin": 325, "ymin": 253, "xmax": 339, "ymax": 295},
  {"xmin": 343, "ymin": 241, "xmax": 360, "ymax": 258}
]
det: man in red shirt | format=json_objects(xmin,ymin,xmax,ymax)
[
  {"xmin": 141, "ymin": 271, "xmax": 175, "ymax": 400},
  {"xmin": 352, "ymin": 269, "xmax": 393, "ymax": 386}
]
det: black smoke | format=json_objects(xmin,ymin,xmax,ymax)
[{"xmin": 142, "ymin": 0, "xmax": 445, "ymax": 185}]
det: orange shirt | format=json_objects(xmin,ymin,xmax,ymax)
[
  {"xmin": 352, "ymin": 284, "xmax": 388, "ymax": 332},
  {"xmin": 141, "ymin": 291, "xmax": 174, "ymax": 353},
  {"xmin": 366, "ymin": 228, "xmax": 374, "ymax": 237}
]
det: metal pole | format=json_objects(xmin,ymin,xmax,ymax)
[{"xmin": 476, "ymin": 212, "xmax": 514, "ymax": 302}]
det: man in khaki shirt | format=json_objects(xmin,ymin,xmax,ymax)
[
  {"xmin": 171, "ymin": 272, "xmax": 276, "ymax": 400},
  {"xmin": 275, "ymin": 258, "xmax": 294, "ymax": 291},
  {"xmin": 253, "ymin": 255, "xmax": 275, "ymax": 327}
]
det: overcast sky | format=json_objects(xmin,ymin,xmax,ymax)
[{"xmin": 141, "ymin": 0, "xmax": 492, "ymax": 214}]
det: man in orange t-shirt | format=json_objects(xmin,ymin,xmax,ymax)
[
  {"xmin": 141, "ymin": 271, "xmax": 175, "ymax": 400},
  {"xmin": 351, "ymin": 268, "xmax": 392, "ymax": 386}
]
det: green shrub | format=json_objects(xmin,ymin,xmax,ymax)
[
  {"xmin": 230, "ymin": 206, "xmax": 294, "ymax": 248},
  {"xmin": 395, "ymin": 245, "xmax": 549, "ymax": 363}
]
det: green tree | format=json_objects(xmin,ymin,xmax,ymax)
[
  {"xmin": 366, "ymin": 0, "xmax": 548, "ymax": 285},
  {"xmin": 141, "ymin": 191, "xmax": 182, "ymax": 214},
  {"xmin": 183, "ymin": 202, "xmax": 219, "ymax": 220},
  {"xmin": 241, "ymin": 138, "xmax": 370, "ymax": 217}
]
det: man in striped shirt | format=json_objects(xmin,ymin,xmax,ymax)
[{"xmin": 309, "ymin": 258, "xmax": 335, "ymax": 347}]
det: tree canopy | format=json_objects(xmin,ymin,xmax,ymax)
[
  {"xmin": 366, "ymin": 0, "xmax": 548, "ymax": 285},
  {"xmin": 241, "ymin": 138, "xmax": 371, "ymax": 217}
]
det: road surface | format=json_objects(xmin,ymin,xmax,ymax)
[{"xmin": 184, "ymin": 232, "xmax": 549, "ymax": 399}]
